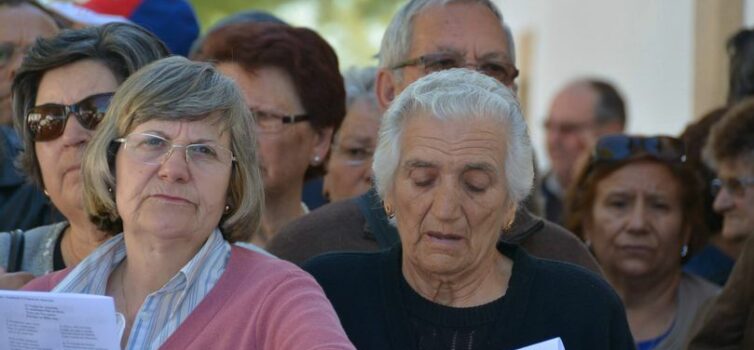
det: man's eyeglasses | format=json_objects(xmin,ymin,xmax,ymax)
[
  {"xmin": 711, "ymin": 177, "xmax": 754, "ymax": 197},
  {"xmin": 592, "ymin": 134, "xmax": 686, "ymax": 164},
  {"xmin": 0, "ymin": 42, "xmax": 29, "ymax": 69},
  {"xmin": 27, "ymin": 92, "xmax": 114, "ymax": 141},
  {"xmin": 391, "ymin": 52, "xmax": 519, "ymax": 86},
  {"xmin": 114, "ymin": 133, "xmax": 235, "ymax": 171},
  {"xmin": 252, "ymin": 109, "xmax": 309, "ymax": 134}
]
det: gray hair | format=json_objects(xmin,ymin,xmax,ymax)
[
  {"xmin": 588, "ymin": 79, "xmax": 626, "ymax": 128},
  {"xmin": 373, "ymin": 68, "xmax": 534, "ymax": 207},
  {"xmin": 343, "ymin": 66, "xmax": 378, "ymax": 109},
  {"xmin": 378, "ymin": 0, "xmax": 510, "ymax": 73},
  {"xmin": 82, "ymin": 56, "xmax": 264, "ymax": 243},
  {"xmin": 12, "ymin": 22, "xmax": 169, "ymax": 188}
]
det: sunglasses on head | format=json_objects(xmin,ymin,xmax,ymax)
[
  {"xmin": 592, "ymin": 134, "xmax": 686, "ymax": 164},
  {"xmin": 26, "ymin": 92, "xmax": 114, "ymax": 141}
]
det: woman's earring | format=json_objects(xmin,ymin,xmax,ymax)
[
  {"xmin": 224, "ymin": 205, "xmax": 231, "ymax": 213},
  {"xmin": 681, "ymin": 244, "xmax": 688, "ymax": 258},
  {"xmin": 311, "ymin": 155, "xmax": 321, "ymax": 165},
  {"xmin": 43, "ymin": 189, "xmax": 49, "ymax": 196}
]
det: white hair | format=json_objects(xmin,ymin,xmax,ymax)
[
  {"xmin": 373, "ymin": 68, "xmax": 534, "ymax": 206},
  {"xmin": 378, "ymin": 0, "xmax": 513, "ymax": 73}
]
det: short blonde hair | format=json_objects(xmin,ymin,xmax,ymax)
[{"xmin": 82, "ymin": 56, "xmax": 263, "ymax": 242}]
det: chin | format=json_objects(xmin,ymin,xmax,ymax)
[
  {"xmin": 614, "ymin": 261, "xmax": 656, "ymax": 278},
  {"xmin": 415, "ymin": 254, "xmax": 469, "ymax": 276}
]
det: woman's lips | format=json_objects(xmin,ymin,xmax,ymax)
[
  {"xmin": 424, "ymin": 231, "xmax": 464, "ymax": 247},
  {"xmin": 619, "ymin": 244, "xmax": 654, "ymax": 255},
  {"xmin": 151, "ymin": 194, "xmax": 193, "ymax": 205}
]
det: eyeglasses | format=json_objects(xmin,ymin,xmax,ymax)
[
  {"xmin": 251, "ymin": 109, "xmax": 309, "ymax": 134},
  {"xmin": 0, "ymin": 42, "xmax": 29, "ymax": 69},
  {"xmin": 711, "ymin": 177, "xmax": 754, "ymax": 197},
  {"xmin": 26, "ymin": 92, "xmax": 114, "ymax": 141},
  {"xmin": 391, "ymin": 52, "xmax": 519, "ymax": 86},
  {"xmin": 331, "ymin": 142, "xmax": 374, "ymax": 167},
  {"xmin": 592, "ymin": 134, "xmax": 686, "ymax": 164},
  {"xmin": 114, "ymin": 133, "xmax": 235, "ymax": 171}
]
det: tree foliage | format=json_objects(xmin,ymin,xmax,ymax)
[{"xmin": 189, "ymin": 0, "xmax": 403, "ymax": 68}]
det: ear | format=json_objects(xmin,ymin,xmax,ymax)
[
  {"xmin": 502, "ymin": 201, "xmax": 518, "ymax": 229},
  {"xmin": 596, "ymin": 121, "xmax": 624, "ymax": 136},
  {"xmin": 376, "ymin": 68, "xmax": 398, "ymax": 112},
  {"xmin": 680, "ymin": 223, "xmax": 692, "ymax": 251},
  {"xmin": 311, "ymin": 126, "xmax": 334, "ymax": 164},
  {"xmin": 581, "ymin": 216, "xmax": 595, "ymax": 244}
]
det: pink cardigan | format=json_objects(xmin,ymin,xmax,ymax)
[{"xmin": 23, "ymin": 246, "xmax": 355, "ymax": 350}]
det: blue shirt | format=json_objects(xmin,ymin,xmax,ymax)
[{"xmin": 52, "ymin": 229, "xmax": 230, "ymax": 350}]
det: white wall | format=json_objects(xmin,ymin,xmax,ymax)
[{"xmin": 495, "ymin": 0, "xmax": 696, "ymax": 170}]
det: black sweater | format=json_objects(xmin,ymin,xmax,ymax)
[{"xmin": 304, "ymin": 242, "xmax": 635, "ymax": 350}]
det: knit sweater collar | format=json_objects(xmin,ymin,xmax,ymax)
[{"xmin": 379, "ymin": 241, "xmax": 538, "ymax": 348}]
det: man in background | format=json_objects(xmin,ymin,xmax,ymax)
[
  {"xmin": 541, "ymin": 79, "xmax": 626, "ymax": 224},
  {"xmin": 267, "ymin": 0, "xmax": 601, "ymax": 275}
]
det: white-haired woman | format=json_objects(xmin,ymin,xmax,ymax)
[
  {"xmin": 23, "ymin": 57, "xmax": 354, "ymax": 350},
  {"xmin": 303, "ymin": 69, "xmax": 635, "ymax": 350}
]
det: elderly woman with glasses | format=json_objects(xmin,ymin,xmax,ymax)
[
  {"xmin": 23, "ymin": 57, "xmax": 355, "ymax": 349},
  {"xmin": 565, "ymin": 134, "xmax": 720, "ymax": 350},
  {"xmin": 322, "ymin": 66, "xmax": 380, "ymax": 202},
  {"xmin": 0, "ymin": 23, "xmax": 168, "ymax": 289},
  {"xmin": 194, "ymin": 22, "xmax": 345, "ymax": 245},
  {"xmin": 303, "ymin": 69, "xmax": 634, "ymax": 350}
]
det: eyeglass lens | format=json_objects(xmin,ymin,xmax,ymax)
[
  {"xmin": 252, "ymin": 109, "xmax": 308, "ymax": 134},
  {"xmin": 421, "ymin": 53, "xmax": 517, "ymax": 85},
  {"xmin": 27, "ymin": 93, "xmax": 113, "ymax": 141},
  {"xmin": 118, "ymin": 133, "xmax": 234, "ymax": 171},
  {"xmin": 712, "ymin": 177, "xmax": 754, "ymax": 197}
]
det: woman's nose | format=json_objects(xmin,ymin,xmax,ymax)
[
  {"xmin": 158, "ymin": 147, "xmax": 191, "ymax": 183},
  {"xmin": 431, "ymin": 182, "xmax": 462, "ymax": 221},
  {"xmin": 713, "ymin": 187, "xmax": 735, "ymax": 214},
  {"xmin": 626, "ymin": 202, "xmax": 649, "ymax": 232},
  {"xmin": 60, "ymin": 113, "xmax": 92, "ymax": 147}
]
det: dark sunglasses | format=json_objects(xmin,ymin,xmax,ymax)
[
  {"xmin": 26, "ymin": 92, "xmax": 114, "ymax": 141},
  {"xmin": 592, "ymin": 134, "xmax": 686, "ymax": 164}
]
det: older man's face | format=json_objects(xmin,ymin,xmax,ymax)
[
  {"xmin": 377, "ymin": 2, "xmax": 512, "ymax": 110},
  {"xmin": 544, "ymin": 85, "xmax": 599, "ymax": 188},
  {"xmin": 0, "ymin": 4, "xmax": 58, "ymax": 125}
]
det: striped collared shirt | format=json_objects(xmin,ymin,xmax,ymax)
[{"xmin": 52, "ymin": 229, "xmax": 230, "ymax": 350}]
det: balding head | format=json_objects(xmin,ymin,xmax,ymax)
[{"xmin": 545, "ymin": 79, "xmax": 626, "ymax": 187}]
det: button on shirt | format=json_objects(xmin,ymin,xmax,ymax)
[{"xmin": 52, "ymin": 229, "xmax": 230, "ymax": 350}]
